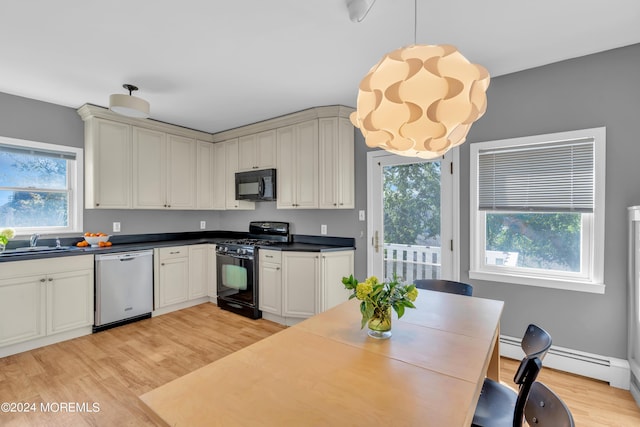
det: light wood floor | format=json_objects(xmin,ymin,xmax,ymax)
[{"xmin": 0, "ymin": 303, "xmax": 638, "ymax": 426}]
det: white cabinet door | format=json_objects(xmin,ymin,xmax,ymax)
[
  {"xmin": 259, "ymin": 250, "xmax": 282, "ymax": 315},
  {"xmin": 189, "ymin": 245, "xmax": 208, "ymax": 299},
  {"xmin": 238, "ymin": 130, "xmax": 277, "ymax": 171},
  {"xmin": 224, "ymin": 139, "xmax": 255, "ymax": 210},
  {"xmin": 133, "ymin": 127, "xmax": 167, "ymax": 209},
  {"xmin": 212, "ymin": 143, "xmax": 227, "ymax": 210},
  {"xmin": 319, "ymin": 117, "xmax": 355, "ymax": 209},
  {"xmin": 167, "ymin": 134, "xmax": 196, "ymax": 209},
  {"xmin": 282, "ymin": 252, "xmax": 319, "ymax": 317},
  {"xmin": 256, "ymin": 130, "xmax": 277, "ymax": 169},
  {"xmin": 196, "ymin": 140, "xmax": 215, "ymax": 209},
  {"xmin": 276, "ymin": 126, "xmax": 296, "ymax": 208},
  {"xmin": 157, "ymin": 255, "xmax": 189, "ymax": 307},
  {"xmin": 276, "ymin": 120, "xmax": 318, "ymax": 209},
  {"xmin": 295, "ymin": 120, "xmax": 319, "ymax": 208},
  {"xmin": 0, "ymin": 275, "xmax": 45, "ymax": 346},
  {"xmin": 47, "ymin": 269, "xmax": 94, "ymax": 335},
  {"xmin": 320, "ymin": 251, "xmax": 355, "ymax": 312},
  {"xmin": 85, "ymin": 118, "xmax": 132, "ymax": 209},
  {"xmin": 208, "ymin": 245, "xmax": 217, "ymax": 299}
]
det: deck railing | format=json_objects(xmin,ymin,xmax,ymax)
[
  {"xmin": 383, "ymin": 243, "xmax": 519, "ymax": 282},
  {"xmin": 383, "ymin": 243, "xmax": 441, "ymax": 282}
]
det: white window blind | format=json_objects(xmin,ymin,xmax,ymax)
[
  {"xmin": 0, "ymin": 143, "xmax": 77, "ymax": 160},
  {"xmin": 478, "ymin": 137, "xmax": 594, "ymax": 213}
]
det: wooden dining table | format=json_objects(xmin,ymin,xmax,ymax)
[{"xmin": 140, "ymin": 289, "xmax": 504, "ymax": 426}]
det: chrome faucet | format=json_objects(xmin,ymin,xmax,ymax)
[{"xmin": 30, "ymin": 233, "xmax": 40, "ymax": 247}]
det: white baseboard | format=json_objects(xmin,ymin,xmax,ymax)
[
  {"xmin": 152, "ymin": 297, "xmax": 211, "ymax": 317},
  {"xmin": 0, "ymin": 326, "xmax": 93, "ymax": 358},
  {"xmin": 500, "ymin": 335, "xmax": 630, "ymax": 390}
]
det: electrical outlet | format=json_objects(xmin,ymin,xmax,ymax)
[
  {"xmin": 113, "ymin": 222, "xmax": 121, "ymax": 233},
  {"xmin": 200, "ymin": 221, "xmax": 206, "ymax": 230},
  {"xmin": 321, "ymin": 224, "xmax": 327, "ymax": 235},
  {"xmin": 359, "ymin": 210, "xmax": 366, "ymax": 221}
]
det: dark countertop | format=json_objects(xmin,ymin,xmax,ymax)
[{"xmin": 0, "ymin": 231, "xmax": 355, "ymax": 263}]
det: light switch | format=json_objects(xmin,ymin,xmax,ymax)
[
  {"xmin": 359, "ymin": 210, "xmax": 366, "ymax": 221},
  {"xmin": 321, "ymin": 224, "xmax": 327, "ymax": 235},
  {"xmin": 113, "ymin": 222, "xmax": 121, "ymax": 233}
]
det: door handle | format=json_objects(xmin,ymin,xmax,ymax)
[{"xmin": 373, "ymin": 230, "xmax": 380, "ymax": 253}]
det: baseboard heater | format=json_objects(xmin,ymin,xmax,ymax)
[{"xmin": 499, "ymin": 335, "xmax": 630, "ymax": 390}]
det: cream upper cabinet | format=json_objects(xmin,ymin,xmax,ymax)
[
  {"xmin": 196, "ymin": 140, "xmax": 215, "ymax": 210},
  {"xmin": 84, "ymin": 118, "xmax": 132, "ymax": 209},
  {"xmin": 133, "ymin": 129, "xmax": 196, "ymax": 209},
  {"xmin": 276, "ymin": 120, "xmax": 319, "ymax": 209},
  {"xmin": 238, "ymin": 130, "xmax": 276, "ymax": 171},
  {"xmin": 224, "ymin": 139, "xmax": 255, "ymax": 210},
  {"xmin": 319, "ymin": 117, "xmax": 355, "ymax": 209},
  {"xmin": 212, "ymin": 143, "xmax": 227, "ymax": 210},
  {"xmin": 166, "ymin": 134, "xmax": 197, "ymax": 209},
  {"xmin": 133, "ymin": 127, "xmax": 167, "ymax": 208}
]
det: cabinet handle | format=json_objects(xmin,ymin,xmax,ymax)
[
  {"xmin": 48, "ymin": 278, "xmax": 53, "ymax": 282},
  {"xmin": 96, "ymin": 203, "xmax": 100, "ymax": 206},
  {"xmin": 161, "ymin": 263, "xmax": 165, "ymax": 266},
  {"xmin": 40, "ymin": 278, "xmax": 46, "ymax": 283},
  {"xmin": 276, "ymin": 267, "xmax": 280, "ymax": 271},
  {"xmin": 170, "ymin": 251, "xmax": 181, "ymax": 254},
  {"xmin": 265, "ymin": 255, "xmax": 273, "ymax": 258}
]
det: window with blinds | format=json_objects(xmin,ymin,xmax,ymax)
[
  {"xmin": 478, "ymin": 138, "xmax": 594, "ymax": 213},
  {"xmin": 0, "ymin": 136, "xmax": 83, "ymax": 235},
  {"xmin": 469, "ymin": 127, "xmax": 606, "ymax": 294}
]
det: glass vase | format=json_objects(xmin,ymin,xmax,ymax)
[{"xmin": 367, "ymin": 306, "xmax": 392, "ymax": 339}]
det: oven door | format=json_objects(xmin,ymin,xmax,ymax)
[{"xmin": 216, "ymin": 252, "xmax": 256, "ymax": 307}]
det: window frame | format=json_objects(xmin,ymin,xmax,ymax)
[
  {"xmin": 0, "ymin": 136, "xmax": 83, "ymax": 237},
  {"xmin": 469, "ymin": 127, "xmax": 606, "ymax": 294}
]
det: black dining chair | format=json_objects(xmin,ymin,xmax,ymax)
[
  {"xmin": 524, "ymin": 381, "xmax": 575, "ymax": 426},
  {"xmin": 521, "ymin": 324, "xmax": 552, "ymax": 360},
  {"xmin": 472, "ymin": 324, "xmax": 551, "ymax": 427},
  {"xmin": 413, "ymin": 279, "xmax": 473, "ymax": 296},
  {"xmin": 472, "ymin": 356, "xmax": 543, "ymax": 427}
]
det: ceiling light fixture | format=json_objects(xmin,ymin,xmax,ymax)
[
  {"xmin": 349, "ymin": 1, "xmax": 490, "ymax": 159},
  {"xmin": 109, "ymin": 84, "xmax": 150, "ymax": 119},
  {"xmin": 346, "ymin": 0, "xmax": 377, "ymax": 22}
]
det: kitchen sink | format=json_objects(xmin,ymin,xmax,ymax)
[{"xmin": 0, "ymin": 246, "xmax": 83, "ymax": 256}]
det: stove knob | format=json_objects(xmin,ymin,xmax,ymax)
[{"xmin": 236, "ymin": 248, "xmax": 243, "ymax": 255}]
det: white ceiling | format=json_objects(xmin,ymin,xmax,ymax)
[{"xmin": 1, "ymin": 0, "xmax": 639, "ymax": 134}]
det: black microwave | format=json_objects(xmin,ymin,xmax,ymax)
[{"xmin": 235, "ymin": 168, "xmax": 277, "ymax": 201}]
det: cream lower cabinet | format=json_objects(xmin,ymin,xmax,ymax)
[
  {"xmin": 282, "ymin": 252, "xmax": 319, "ymax": 317},
  {"xmin": 0, "ymin": 255, "xmax": 94, "ymax": 349},
  {"xmin": 155, "ymin": 245, "xmax": 212, "ymax": 311},
  {"xmin": 262, "ymin": 250, "xmax": 354, "ymax": 324},
  {"xmin": 207, "ymin": 245, "xmax": 217, "ymax": 300},
  {"xmin": 155, "ymin": 246, "xmax": 190, "ymax": 308},
  {"xmin": 258, "ymin": 250, "xmax": 282, "ymax": 315},
  {"xmin": 189, "ymin": 245, "xmax": 209, "ymax": 300}
]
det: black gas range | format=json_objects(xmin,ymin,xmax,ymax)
[{"xmin": 215, "ymin": 222, "xmax": 289, "ymax": 319}]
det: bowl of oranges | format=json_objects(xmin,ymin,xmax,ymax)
[{"xmin": 79, "ymin": 232, "xmax": 112, "ymax": 248}]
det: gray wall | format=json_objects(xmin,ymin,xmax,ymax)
[
  {"xmin": 461, "ymin": 43, "xmax": 640, "ymax": 359},
  {"xmin": 2, "ymin": 43, "xmax": 637, "ymax": 359}
]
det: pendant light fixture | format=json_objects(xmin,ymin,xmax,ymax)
[
  {"xmin": 109, "ymin": 84, "xmax": 150, "ymax": 119},
  {"xmin": 349, "ymin": 1, "xmax": 490, "ymax": 159}
]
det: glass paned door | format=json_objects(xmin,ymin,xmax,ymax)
[{"xmin": 367, "ymin": 150, "xmax": 456, "ymax": 282}]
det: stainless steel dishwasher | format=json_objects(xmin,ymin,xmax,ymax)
[{"xmin": 94, "ymin": 249, "xmax": 153, "ymax": 332}]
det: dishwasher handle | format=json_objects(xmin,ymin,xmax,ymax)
[{"xmin": 95, "ymin": 250, "xmax": 153, "ymax": 262}]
